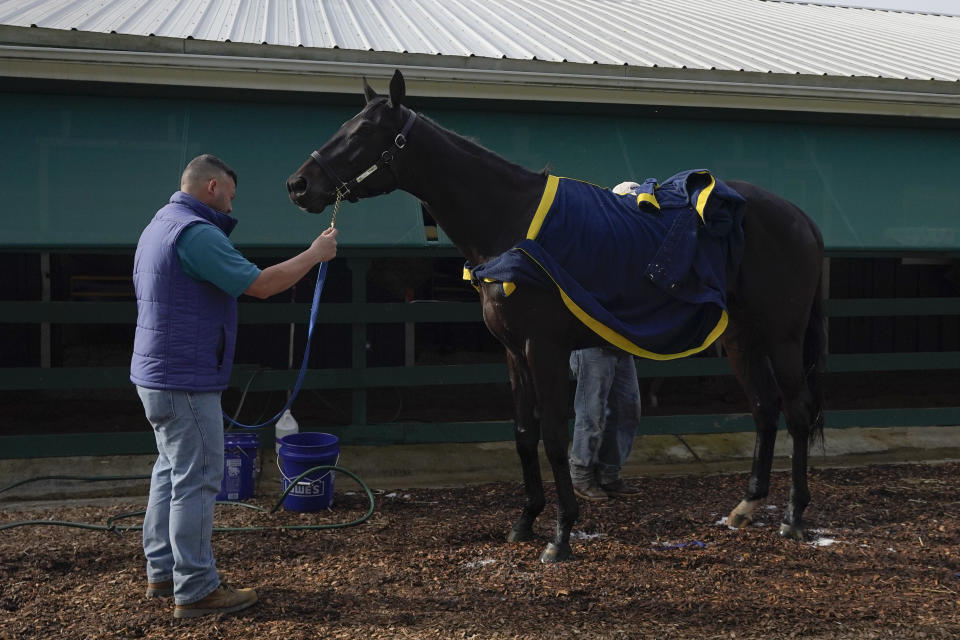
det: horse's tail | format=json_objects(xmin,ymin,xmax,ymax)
[{"xmin": 804, "ymin": 275, "xmax": 826, "ymax": 445}]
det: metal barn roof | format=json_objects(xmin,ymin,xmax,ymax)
[
  {"xmin": 1, "ymin": 0, "xmax": 959, "ymax": 117},
  {"xmin": 2, "ymin": 0, "xmax": 959, "ymax": 80}
]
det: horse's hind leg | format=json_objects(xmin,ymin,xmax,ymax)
[
  {"xmin": 768, "ymin": 340, "xmax": 815, "ymax": 541},
  {"xmin": 724, "ymin": 328, "xmax": 782, "ymax": 530},
  {"xmin": 504, "ymin": 349, "xmax": 545, "ymax": 543}
]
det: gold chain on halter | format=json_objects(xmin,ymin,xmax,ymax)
[{"xmin": 330, "ymin": 191, "xmax": 343, "ymax": 229}]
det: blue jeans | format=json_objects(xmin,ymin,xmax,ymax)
[
  {"xmin": 137, "ymin": 387, "xmax": 223, "ymax": 605},
  {"xmin": 569, "ymin": 347, "xmax": 641, "ymax": 486}
]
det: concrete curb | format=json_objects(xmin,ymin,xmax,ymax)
[{"xmin": 2, "ymin": 426, "xmax": 959, "ymax": 505}]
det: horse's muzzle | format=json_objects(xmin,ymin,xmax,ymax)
[
  {"xmin": 287, "ymin": 175, "xmax": 308, "ymax": 196},
  {"xmin": 286, "ymin": 175, "xmax": 329, "ymax": 213}
]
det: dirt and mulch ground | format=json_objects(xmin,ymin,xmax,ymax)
[{"xmin": 1, "ymin": 461, "xmax": 958, "ymax": 640}]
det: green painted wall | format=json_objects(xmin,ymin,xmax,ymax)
[
  {"xmin": 2, "ymin": 91, "xmax": 958, "ymax": 251},
  {"xmin": 0, "ymin": 93, "xmax": 425, "ymax": 249}
]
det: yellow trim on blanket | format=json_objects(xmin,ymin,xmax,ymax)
[
  {"xmin": 637, "ymin": 192, "xmax": 660, "ymax": 210},
  {"xmin": 519, "ymin": 247, "xmax": 727, "ymax": 360},
  {"xmin": 526, "ymin": 175, "xmax": 559, "ymax": 240},
  {"xmin": 693, "ymin": 171, "xmax": 715, "ymax": 223},
  {"xmin": 559, "ymin": 290, "xmax": 727, "ymax": 360},
  {"xmin": 463, "ymin": 266, "xmax": 517, "ymax": 297}
]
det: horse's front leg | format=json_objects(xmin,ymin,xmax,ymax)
[
  {"xmin": 504, "ymin": 349, "xmax": 545, "ymax": 543},
  {"xmin": 526, "ymin": 342, "xmax": 577, "ymax": 563}
]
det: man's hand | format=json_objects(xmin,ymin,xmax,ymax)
[
  {"xmin": 310, "ymin": 227, "xmax": 338, "ymax": 263},
  {"xmin": 244, "ymin": 227, "xmax": 340, "ymax": 299}
]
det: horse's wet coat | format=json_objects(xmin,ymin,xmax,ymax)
[{"xmin": 287, "ymin": 70, "xmax": 825, "ymax": 562}]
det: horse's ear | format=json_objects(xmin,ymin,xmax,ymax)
[
  {"xmin": 362, "ymin": 77, "xmax": 378, "ymax": 104},
  {"xmin": 388, "ymin": 69, "xmax": 406, "ymax": 108}
]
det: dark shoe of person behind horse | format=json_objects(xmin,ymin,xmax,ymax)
[
  {"xmin": 573, "ymin": 482, "xmax": 609, "ymax": 501},
  {"xmin": 600, "ymin": 478, "xmax": 642, "ymax": 497}
]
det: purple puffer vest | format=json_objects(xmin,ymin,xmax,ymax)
[{"xmin": 130, "ymin": 191, "xmax": 240, "ymax": 391}]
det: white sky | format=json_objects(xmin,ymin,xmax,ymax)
[{"xmin": 782, "ymin": 0, "xmax": 960, "ymax": 15}]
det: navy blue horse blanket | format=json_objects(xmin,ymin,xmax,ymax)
[{"xmin": 466, "ymin": 169, "xmax": 746, "ymax": 360}]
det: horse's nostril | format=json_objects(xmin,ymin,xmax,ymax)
[{"xmin": 288, "ymin": 176, "xmax": 307, "ymax": 195}]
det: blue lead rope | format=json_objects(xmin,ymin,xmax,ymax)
[{"xmin": 222, "ymin": 260, "xmax": 329, "ymax": 429}]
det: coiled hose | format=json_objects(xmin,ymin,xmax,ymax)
[{"xmin": 0, "ymin": 465, "xmax": 374, "ymax": 532}]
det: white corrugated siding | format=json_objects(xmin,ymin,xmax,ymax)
[{"xmin": 0, "ymin": 0, "xmax": 958, "ymax": 81}]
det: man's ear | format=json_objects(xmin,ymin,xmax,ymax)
[
  {"xmin": 363, "ymin": 77, "xmax": 378, "ymax": 104},
  {"xmin": 387, "ymin": 69, "xmax": 406, "ymax": 108}
]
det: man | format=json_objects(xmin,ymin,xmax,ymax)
[
  {"xmin": 130, "ymin": 154, "xmax": 338, "ymax": 618},
  {"xmin": 569, "ymin": 346, "xmax": 643, "ymax": 500}
]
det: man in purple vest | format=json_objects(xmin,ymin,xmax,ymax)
[{"xmin": 130, "ymin": 154, "xmax": 338, "ymax": 618}]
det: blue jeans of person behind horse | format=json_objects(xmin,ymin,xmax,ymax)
[
  {"xmin": 137, "ymin": 387, "xmax": 223, "ymax": 606},
  {"xmin": 569, "ymin": 347, "xmax": 641, "ymax": 487}
]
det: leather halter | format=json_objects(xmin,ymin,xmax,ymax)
[{"xmin": 309, "ymin": 109, "xmax": 418, "ymax": 202}]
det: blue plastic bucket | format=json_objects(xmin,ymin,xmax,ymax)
[
  {"xmin": 277, "ymin": 432, "xmax": 340, "ymax": 512},
  {"xmin": 217, "ymin": 432, "xmax": 259, "ymax": 501}
]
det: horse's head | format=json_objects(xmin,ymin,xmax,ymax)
[{"xmin": 286, "ymin": 69, "xmax": 417, "ymax": 214}]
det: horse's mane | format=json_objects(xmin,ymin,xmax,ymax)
[{"xmin": 420, "ymin": 113, "xmax": 548, "ymax": 178}]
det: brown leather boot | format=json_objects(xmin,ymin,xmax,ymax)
[
  {"xmin": 173, "ymin": 584, "xmax": 258, "ymax": 619},
  {"xmin": 145, "ymin": 579, "xmax": 173, "ymax": 598}
]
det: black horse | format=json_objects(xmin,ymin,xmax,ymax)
[{"xmin": 287, "ymin": 70, "xmax": 825, "ymax": 563}]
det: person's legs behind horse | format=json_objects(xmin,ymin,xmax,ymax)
[
  {"xmin": 569, "ymin": 347, "xmax": 617, "ymax": 500},
  {"xmin": 596, "ymin": 350, "xmax": 642, "ymax": 496}
]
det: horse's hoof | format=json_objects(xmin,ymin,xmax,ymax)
[
  {"xmin": 778, "ymin": 523, "xmax": 804, "ymax": 541},
  {"xmin": 539, "ymin": 542, "xmax": 572, "ymax": 564},
  {"xmin": 728, "ymin": 512, "xmax": 753, "ymax": 529},
  {"xmin": 507, "ymin": 525, "xmax": 535, "ymax": 543},
  {"xmin": 727, "ymin": 499, "xmax": 758, "ymax": 529}
]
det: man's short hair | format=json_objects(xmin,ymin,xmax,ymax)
[{"xmin": 181, "ymin": 154, "xmax": 238, "ymax": 188}]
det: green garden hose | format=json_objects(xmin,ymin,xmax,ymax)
[{"xmin": 0, "ymin": 465, "xmax": 375, "ymax": 532}]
